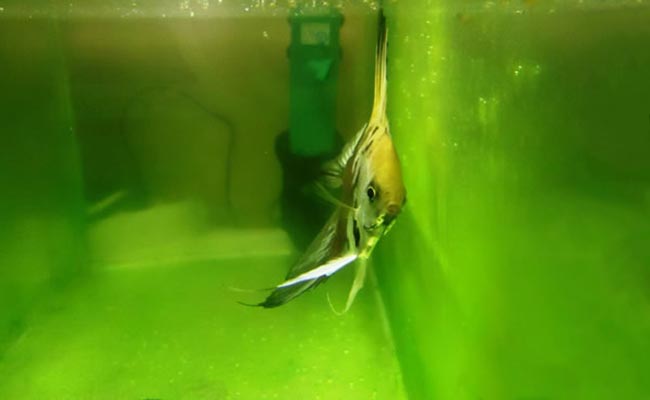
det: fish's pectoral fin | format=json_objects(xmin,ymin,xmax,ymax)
[
  {"xmin": 312, "ymin": 181, "xmax": 355, "ymax": 211},
  {"xmin": 319, "ymin": 164, "xmax": 343, "ymax": 189}
]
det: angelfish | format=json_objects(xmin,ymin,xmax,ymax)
[{"xmin": 255, "ymin": 11, "xmax": 406, "ymax": 311}]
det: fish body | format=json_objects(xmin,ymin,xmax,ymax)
[{"xmin": 256, "ymin": 11, "xmax": 405, "ymax": 309}]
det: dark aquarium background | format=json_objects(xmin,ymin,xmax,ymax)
[{"xmin": 1, "ymin": 0, "xmax": 649, "ymax": 399}]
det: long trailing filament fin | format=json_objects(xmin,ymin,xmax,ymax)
[
  {"xmin": 314, "ymin": 181, "xmax": 357, "ymax": 212},
  {"xmin": 326, "ymin": 259, "xmax": 368, "ymax": 316},
  {"xmin": 370, "ymin": 10, "xmax": 388, "ymax": 123}
]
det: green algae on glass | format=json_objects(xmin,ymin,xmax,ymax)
[{"xmin": 375, "ymin": 1, "xmax": 650, "ymax": 399}]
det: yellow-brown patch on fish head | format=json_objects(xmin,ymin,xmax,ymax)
[{"xmin": 354, "ymin": 132, "xmax": 406, "ymax": 236}]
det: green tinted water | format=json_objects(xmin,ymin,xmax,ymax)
[
  {"xmin": 0, "ymin": 258, "xmax": 403, "ymax": 398},
  {"xmin": 0, "ymin": 17, "xmax": 85, "ymax": 357},
  {"xmin": 0, "ymin": 5, "xmax": 406, "ymax": 398},
  {"xmin": 1, "ymin": 1, "xmax": 650, "ymax": 399}
]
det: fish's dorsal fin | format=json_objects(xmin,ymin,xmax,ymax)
[
  {"xmin": 321, "ymin": 123, "xmax": 367, "ymax": 188},
  {"xmin": 321, "ymin": 10, "xmax": 389, "ymax": 187},
  {"xmin": 370, "ymin": 10, "xmax": 388, "ymax": 124}
]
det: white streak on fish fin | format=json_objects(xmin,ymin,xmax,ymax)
[{"xmin": 277, "ymin": 254, "xmax": 357, "ymax": 288}]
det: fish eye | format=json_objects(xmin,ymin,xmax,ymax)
[{"xmin": 366, "ymin": 186, "xmax": 377, "ymax": 202}]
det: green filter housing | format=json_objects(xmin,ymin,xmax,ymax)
[{"xmin": 287, "ymin": 8, "xmax": 343, "ymax": 157}]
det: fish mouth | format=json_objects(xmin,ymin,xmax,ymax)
[
  {"xmin": 363, "ymin": 220, "xmax": 386, "ymax": 233},
  {"xmin": 363, "ymin": 214, "xmax": 390, "ymax": 231},
  {"xmin": 363, "ymin": 223, "xmax": 376, "ymax": 230},
  {"xmin": 363, "ymin": 222, "xmax": 380, "ymax": 231},
  {"xmin": 364, "ymin": 214, "xmax": 397, "ymax": 236}
]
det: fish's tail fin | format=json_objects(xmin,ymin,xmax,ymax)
[{"xmin": 370, "ymin": 9, "xmax": 388, "ymax": 123}]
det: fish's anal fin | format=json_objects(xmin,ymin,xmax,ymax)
[
  {"xmin": 252, "ymin": 253, "xmax": 357, "ymax": 309},
  {"xmin": 255, "ymin": 278, "xmax": 328, "ymax": 308},
  {"xmin": 277, "ymin": 254, "xmax": 357, "ymax": 288},
  {"xmin": 237, "ymin": 301, "xmax": 262, "ymax": 307},
  {"xmin": 345, "ymin": 258, "xmax": 367, "ymax": 311},
  {"xmin": 326, "ymin": 258, "xmax": 368, "ymax": 315},
  {"xmin": 228, "ymin": 285, "xmax": 274, "ymax": 293}
]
